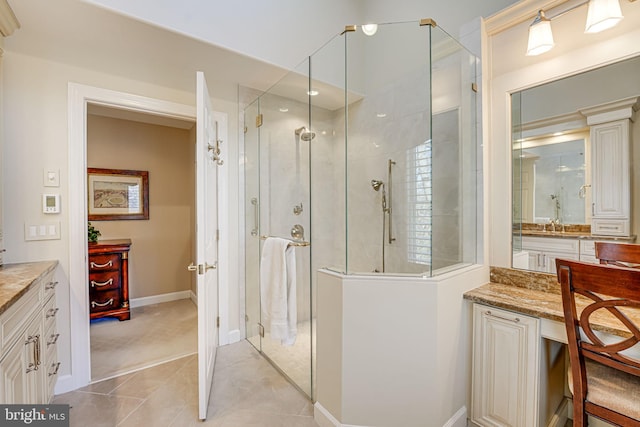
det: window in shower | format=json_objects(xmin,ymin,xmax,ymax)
[{"xmin": 407, "ymin": 141, "xmax": 432, "ymax": 265}]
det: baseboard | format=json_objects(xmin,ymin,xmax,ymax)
[
  {"xmin": 190, "ymin": 290, "xmax": 197, "ymax": 306},
  {"xmin": 314, "ymin": 402, "xmax": 342, "ymax": 427},
  {"xmin": 443, "ymin": 406, "xmax": 467, "ymax": 427},
  {"xmin": 53, "ymin": 374, "xmax": 75, "ymax": 395},
  {"xmin": 130, "ymin": 291, "xmax": 192, "ymax": 308},
  {"xmin": 548, "ymin": 398, "xmax": 570, "ymax": 427},
  {"xmin": 314, "ymin": 401, "xmax": 467, "ymax": 427},
  {"xmin": 228, "ymin": 329, "xmax": 240, "ymax": 344},
  {"xmin": 313, "ymin": 402, "xmax": 370, "ymax": 427}
]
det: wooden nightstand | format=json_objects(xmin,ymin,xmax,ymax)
[{"xmin": 88, "ymin": 239, "xmax": 131, "ymax": 321}]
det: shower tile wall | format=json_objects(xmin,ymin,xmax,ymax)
[{"xmin": 341, "ymin": 49, "xmax": 473, "ymax": 274}]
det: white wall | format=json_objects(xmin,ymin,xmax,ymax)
[
  {"xmin": 486, "ymin": 0, "xmax": 640, "ymax": 268},
  {"xmin": 2, "ymin": 50, "xmax": 240, "ymax": 385}
]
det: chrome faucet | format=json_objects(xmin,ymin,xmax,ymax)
[{"xmin": 549, "ymin": 218, "xmax": 561, "ymax": 232}]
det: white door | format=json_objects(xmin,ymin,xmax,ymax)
[{"xmin": 192, "ymin": 71, "xmax": 221, "ymax": 420}]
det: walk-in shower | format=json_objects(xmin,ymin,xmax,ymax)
[{"xmin": 242, "ymin": 19, "xmax": 479, "ymax": 402}]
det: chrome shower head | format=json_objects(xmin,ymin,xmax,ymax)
[
  {"xmin": 371, "ymin": 180, "xmax": 384, "ymax": 191},
  {"xmin": 295, "ymin": 126, "xmax": 316, "ymax": 141}
]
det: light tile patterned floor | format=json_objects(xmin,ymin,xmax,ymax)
[
  {"xmin": 90, "ymin": 299, "xmax": 197, "ymax": 381},
  {"xmin": 53, "ymin": 341, "xmax": 319, "ymax": 426}
]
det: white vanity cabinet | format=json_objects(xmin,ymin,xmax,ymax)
[
  {"xmin": 471, "ymin": 303, "xmax": 540, "ymax": 427},
  {"xmin": 521, "ymin": 237, "xmax": 579, "ymax": 273},
  {"xmin": 0, "ymin": 263, "xmax": 59, "ymax": 404},
  {"xmin": 590, "ymin": 119, "xmax": 630, "ymax": 235},
  {"xmin": 582, "ymin": 97, "xmax": 638, "ymax": 237}
]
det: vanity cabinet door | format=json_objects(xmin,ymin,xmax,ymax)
[
  {"xmin": 521, "ymin": 237, "xmax": 579, "ymax": 273},
  {"xmin": 590, "ymin": 119, "xmax": 630, "ymax": 236},
  {"xmin": 472, "ymin": 303, "xmax": 540, "ymax": 427}
]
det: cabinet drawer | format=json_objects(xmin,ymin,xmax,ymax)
[
  {"xmin": 90, "ymin": 289, "xmax": 121, "ymax": 312},
  {"xmin": 580, "ymin": 240, "xmax": 596, "ymax": 256},
  {"xmin": 89, "ymin": 254, "xmax": 121, "ymax": 272},
  {"xmin": 89, "ymin": 271, "xmax": 121, "ymax": 291},
  {"xmin": 42, "ymin": 294, "xmax": 59, "ymax": 330},
  {"xmin": 521, "ymin": 237, "xmax": 580, "ymax": 254},
  {"xmin": 592, "ymin": 219, "xmax": 630, "ymax": 237},
  {"xmin": 1, "ymin": 284, "xmax": 41, "ymax": 350},
  {"xmin": 42, "ymin": 272, "xmax": 58, "ymax": 303}
]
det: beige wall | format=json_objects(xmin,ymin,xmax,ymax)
[{"xmin": 87, "ymin": 115, "xmax": 195, "ymax": 299}]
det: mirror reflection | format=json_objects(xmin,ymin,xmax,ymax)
[{"xmin": 512, "ymin": 55, "xmax": 640, "ymax": 271}]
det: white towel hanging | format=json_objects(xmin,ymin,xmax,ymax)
[{"xmin": 260, "ymin": 237, "xmax": 297, "ymax": 346}]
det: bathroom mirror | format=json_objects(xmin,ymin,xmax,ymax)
[{"xmin": 512, "ymin": 55, "xmax": 640, "ymax": 269}]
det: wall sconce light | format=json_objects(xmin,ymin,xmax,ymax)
[
  {"xmin": 526, "ymin": 0, "xmax": 626, "ymax": 56},
  {"xmin": 527, "ymin": 10, "xmax": 555, "ymax": 56},
  {"xmin": 585, "ymin": 0, "xmax": 624, "ymax": 33}
]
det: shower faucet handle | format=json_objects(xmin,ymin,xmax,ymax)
[{"xmin": 291, "ymin": 224, "xmax": 305, "ymax": 241}]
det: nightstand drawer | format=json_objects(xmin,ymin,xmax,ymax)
[
  {"xmin": 89, "ymin": 253, "xmax": 121, "ymax": 272},
  {"xmin": 89, "ymin": 271, "xmax": 121, "ymax": 291},
  {"xmin": 90, "ymin": 289, "xmax": 121, "ymax": 313}
]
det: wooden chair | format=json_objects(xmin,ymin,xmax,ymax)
[
  {"xmin": 556, "ymin": 258, "xmax": 640, "ymax": 426},
  {"xmin": 595, "ymin": 241, "xmax": 640, "ymax": 268}
]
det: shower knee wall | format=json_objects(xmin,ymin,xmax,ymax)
[{"xmin": 314, "ymin": 264, "xmax": 488, "ymax": 427}]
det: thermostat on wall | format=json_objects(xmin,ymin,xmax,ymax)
[{"xmin": 43, "ymin": 194, "xmax": 60, "ymax": 213}]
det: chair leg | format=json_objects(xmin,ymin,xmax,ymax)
[{"xmin": 573, "ymin": 400, "xmax": 588, "ymax": 427}]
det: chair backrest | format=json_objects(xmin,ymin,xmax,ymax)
[
  {"xmin": 595, "ymin": 241, "xmax": 640, "ymax": 267},
  {"xmin": 556, "ymin": 258, "xmax": 640, "ymax": 424}
]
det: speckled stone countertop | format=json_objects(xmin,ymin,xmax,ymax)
[
  {"xmin": 0, "ymin": 261, "xmax": 58, "ymax": 316},
  {"xmin": 519, "ymin": 230, "xmax": 637, "ymax": 241},
  {"xmin": 464, "ymin": 267, "xmax": 640, "ymax": 339}
]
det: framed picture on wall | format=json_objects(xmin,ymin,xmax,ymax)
[{"xmin": 87, "ymin": 168, "xmax": 149, "ymax": 220}]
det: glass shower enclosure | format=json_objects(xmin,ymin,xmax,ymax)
[{"xmin": 243, "ymin": 19, "xmax": 480, "ymax": 400}]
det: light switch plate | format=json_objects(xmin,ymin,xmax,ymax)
[
  {"xmin": 24, "ymin": 221, "xmax": 61, "ymax": 241},
  {"xmin": 43, "ymin": 169, "xmax": 60, "ymax": 187}
]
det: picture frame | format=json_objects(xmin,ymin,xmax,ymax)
[{"xmin": 87, "ymin": 168, "xmax": 149, "ymax": 221}]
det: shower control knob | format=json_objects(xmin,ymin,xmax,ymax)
[{"xmin": 291, "ymin": 224, "xmax": 305, "ymax": 241}]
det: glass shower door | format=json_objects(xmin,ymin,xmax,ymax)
[{"xmin": 244, "ymin": 59, "xmax": 314, "ymax": 398}]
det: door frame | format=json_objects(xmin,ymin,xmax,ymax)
[{"xmin": 65, "ymin": 82, "xmax": 229, "ymax": 392}]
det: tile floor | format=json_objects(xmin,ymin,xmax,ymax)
[
  {"xmin": 53, "ymin": 340, "xmax": 319, "ymax": 426},
  {"xmin": 90, "ymin": 299, "xmax": 197, "ymax": 381}
]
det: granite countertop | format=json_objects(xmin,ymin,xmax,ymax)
[
  {"xmin": 0, "ymin": 261, "xmax": 58, "ymax": 316},
  {"xmin": 519, "ymin": 229, "xmax": 637, "ymax": 241},
  {"xmin": 464, "ymin": 267, "xmax": 640, "ymax": 339}
]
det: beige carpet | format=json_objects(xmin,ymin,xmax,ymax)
[{"xmin": 90, "ymin": 298, "xmax": 197, "ymax": 381}]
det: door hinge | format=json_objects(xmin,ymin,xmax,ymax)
[
  {"xmin": 216, "ymin": 229, "xmax": 220, "ymax": 241},
  {"xmin": 256, "ymin": 114, "xmax": 263, "ymax": 128},
  {"xmin": 471, "ymin": 82, "xmax": 478, "ymax": 93},
  {"xmin": 258, "ymin": 323, "xmax": 265, "ymax": 338},
  {"xmin": 216, "ymin": 316, "xmax": 220, "ymax": 328},
  {"xmin": 245, "ymin": 314, "xmax": 249, "ymax": 322}
]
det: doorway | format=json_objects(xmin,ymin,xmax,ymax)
[
  {"xmin": 66, "ymin": 83, "xmax": 228, "ymax": 393},
  {"xmin": 86, "ymin": 106, "xmax": 197, "ymax": 381}
]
